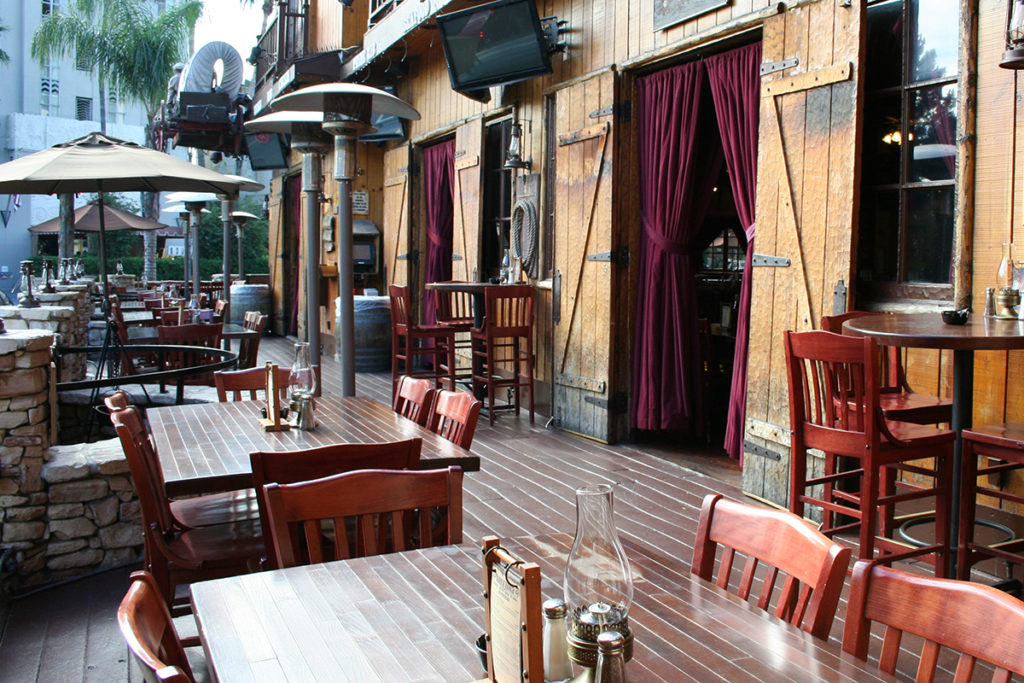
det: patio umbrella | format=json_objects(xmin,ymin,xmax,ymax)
[
  {"xmin": 28, "ymin": 200, "xmax": 169, "ymax": 233},
  {"xmin": 0, "ymin": 131, "xmax": 250, "ymax": 312}
]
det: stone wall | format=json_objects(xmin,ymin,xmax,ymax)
[
  {"xmin": 41, "ymin": 285, "xmax": 90, "ymax": 382},
  {"xmin": 0, "ymin": 296, "xmax": 85, "ymax": 383}
]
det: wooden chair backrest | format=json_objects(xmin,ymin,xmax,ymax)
[
  {"xmin": 250, "ymin": 439, "xmax": 423, "ymax": 569},
  {"xmin": 117, "ymin": 571, "xmax": 192, "ymax": 683},
  {"xmin": 434, "ymin": 283, "xmax": 474, "ymax": 326},
  {"xmin": 388, "ymin": 284, "xmax": 412, "ymax": 329},
  {"xmin": 392, "ymin": 375, "xmax": 437, "ymax": 426},
  {"xmin": 157, "ymin": 323, "xmax": 223, "ymax": 378},
  {"xmin": 843, "ymin": 560, "xmax": 1024, "ymax": 680},
  {"xmin": 237, "ymin": 314, "xmax": 268, "ymax": 368},
  {"xmin": 213, "ymin": 299, "xmax": 228, "ymax": 317},
  {"xmin": 691, "ymin": 493, "xmax": 850, "ymax": 640},
  {"xmin": 784, "ymin": 330, "xmax": 882, "ymax": 459},
  {"xmin": 482, "ymin": 285, "xmax": 534, "ymax": 336},
  {"xmin": 821, "ymin": 311, "xmax": 907, "ymax": 392},
  {"xmin": 242, "ymin": 311, "xmax": 268, "ymax": 332},
  {"xmin": 159, "ymin": 310, "xmax": 181, "ymax": 326},
  {"xmin": 262, "ymin": 466, "xmax": 462, "ymax": 568},
  {"xmin": 428, "ymin": 390, "xmax": 481, "ymax": 449},
  {"xmin": 106, "ymin": 396, "xmax": 175, "ymax": 535},
  {"xmin": 143, "ymin": 298, "xmax": 166, "ymax": 310},
  {"xmin": 214, "ymin": 366, "xmax": 291, "ymax": 402}
]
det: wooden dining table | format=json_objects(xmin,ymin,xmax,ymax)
[
  {"xmin": 843, "ymin": 312, "xmax": 1024, "ymax": 574},
  {"xmin": 190, "ymin": 532, "xmax": 896, "ymax": 682},
  {"xmin": 148, "ymin": 395, "xmax": 480, "ymax": 497},
  {"xmin": 425, "ymin": 280, "xmax": 528, "ymax": 327}
]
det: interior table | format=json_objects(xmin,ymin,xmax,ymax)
[
  {"xmin": 425, "ymin": 281, "xmax": 526, "ymax": 327},
  {"xmin": 843, "ymin": 312, "xmax": 1024, "ymax": 575},
  {"xmin": 148, "ymin": 395, "xmax": 480, "ymax": 497},
  {"xmin": 190, "ymin": 533, "xmax": 896, "ymax": 682},
  {"xmin": 127, "ymin": 321, "xmax": 256, "ymax": 343}
]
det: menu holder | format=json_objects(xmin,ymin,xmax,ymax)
[
  {"xmin": 258, "ymin": 362, "xmax": 290, "ymax": 432},
  {"xmin": 480, "ymin": 536, "xmax": 542, "ymax": 683}
]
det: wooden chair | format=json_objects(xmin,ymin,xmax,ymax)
[
  {"xmin": 157, "ymin": 323, "xmax": 223, "ymax": 386},
  {"xmin": 262, "ymin": 466, "xmax": 463, "ymax": 568},
  {"xmin": 471, "ymin": 285, "xmax": 535, "ymax": 425},
  {"xmin": 822, "ymin": 311, "xmax": 953, "ymax": 425},
  {"xmin": 117, "ymin": 571, "xmax": 194, "ymax": 683},
  {"xmin": 957, "ymin": 423, "xmax": 1024, "ymax": 580},
  {"xmin": 392, "ymin": 374, "xmax": 437, "ymax": 427},
  {"xmin": 785, "ymin": 330, "xmax": 954, "ymax": 575},
  {"xmin": 237, "ymin": 312, "xmax": 268, "ymax": 369},
  {"xmin": 249, "ymin": 438, "xmax": 423, "ymax": 569},
  {"xmin": 213, "ymin": 298, "xmax": 228, "ymax": 318},
  {"xmin": 388, "ymin": 284, "xmax": 456, "ymax": 398},
  {"xmin": 428, "ymin": 389, "xmax": 482, "ymax": 449},
  {"xmin": 434, "ymin": 282, "xmax": 475, "ymax": 378},
  {"xmin": 214, "ymin": 366, "xmax": 292, "ymax": 402},
  {"xmin": 843, "ymin": 559, "xmax": 1024, "ymax": 680},
  {"xmin": 691, "ymin": 493, "xmax": 850, "ymax": 640},
  {"xmin": 106, "ymin": 395, "xmax": 262, "ymax": 612}
]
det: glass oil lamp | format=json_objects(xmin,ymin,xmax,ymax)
[
  {"xmin": 17, "ymin": 261, "xmax": 39, "ymax": 308},
  {"xmin": 41, "ymin": 260, "xmax": 55, "ymax": 293},
  {"xmin": 289, "ymin": 341, "xmax": 318, "ymax": 429},
  {"xmin": 563, "ymin": 483, "xmax": 634, "ymax": 668}
]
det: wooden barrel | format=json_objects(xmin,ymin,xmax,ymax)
[
  {"xmin": 346, "ymin": 295, "xmax": 391, "ymax": 371},
  {"xmin": 229, "ymin": 283, "xmax": 271, "ymax": 325}
]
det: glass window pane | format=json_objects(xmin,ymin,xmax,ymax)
[
  {"xmin": 858, "ymin": 190, "xmax": 900, "ymax": 283},
  {"xmin": 866, "ymin": 0, "xmax": 904, "ymax": 90},
  {"xmin": 909, "ymin": 84, "xmax": 957, "ymax": 182},
  {"xmin": 905, "ymin": 187, "xmax": 954, "ymax": 283},
  {"xmin": 862, "ymin": 91, "xmax": 903, "ymax": 186},
  {"xmin": 910, "ymin": 0, "xmax": 959, "ymax": 82}
]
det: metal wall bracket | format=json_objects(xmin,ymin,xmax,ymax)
[
  {"xmin": 586, "ymin": 247, "xmax": 629, "ymax": 266},
  {"xmin": 397, "ymin": 252, "xmax": 419, "ymax": 263},
  {"xmin": 751, "ymin": 254, "xmax": 791, "ymax": 267},
  {"xmin": 760, "ymin": 58, "xmax": 799, "ymax": 75},
  {"xmin": 589, "ymin": 101, "xmax": 631, "ymax": 122},
  {"xmin": 584, "ymin": 393, "xmax": 627, "ymax": 413},
  {"xmin": 744, "ymin": 440, "xmax": 782, "ymax": 461}
]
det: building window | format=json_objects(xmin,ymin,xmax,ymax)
[
  {"xmin": 75, "ymin": 50, "xmax": 91, "ymax": 71},
  {"xmin": 857, "ymin": 0, "xmax": 959, "ymax": 303},
  {"xmin": 42, "ymin": 0, "xmax": 60, "ymax": 15},
  {"xmin": 75, "ymin": 96, "xmax": 93, "ymax": 121},
  {"xmin": 40, "ymin": 63, "xmax": 59, "ymax": 116}
]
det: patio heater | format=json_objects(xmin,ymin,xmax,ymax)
[
  {"xmin": 244, "ymin": 111, "xmax": 331, "ymax": 375},
  {"xmin": 231, "ymin": 210, "xmax": 260, "ymax": 281},
  {"xmin": 269, "ymin": 84, "xmax": 420, "ymax": 396}
]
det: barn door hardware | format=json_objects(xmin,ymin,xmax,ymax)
[
  {"xmin": 585, "ymin": 393, "xmax": 627, "ymax": 413},
  {"xmin": 397, "ymin": 251, "xmax": 418, "ymax": 263},
  {"xmin": 832, "ymin": 279, "xmax": 848, "ymax": 315},
  {"xmin": 586, "ymin": 247, "xmax": 629, "ymax": 266},
  {"xmin": 760, "ymin": 58, "xmax": 799, "ymax": 76},
  {"xmin": 744, "ymin": 440, "xmax": 781, "ymax": 461},
  {"xmin": 452, "ymin": 254, "xmax": 463, "ymax": 261},
  {"xmin": 751, "ymin": 254, "xmax": 790, "ymax": 267},
  {"xmin": 553, "ymin": 269, "xmax": 562, "ymax": 324},
  {"xmin": 589, "ymin": 101, "xmax": 631, "ymax": 122}
]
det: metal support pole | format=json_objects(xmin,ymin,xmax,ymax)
[
  {"xmin": 301, "ymin": 152, "xmax": 322, "ymax": 373},
  {"xmin": 189, "ymin": 207, "xmax": 201, "ymax": 302},
  {"xmin": 221, "ymin": 197, "xmax": 233, "ymax": 321},
  {"xmin": 334, "ymin": 133, "xmax": 356, "ymax": 396},
  {"xmin": 236, "ymin": 223, "xmax": 244, "ymax": 282}
]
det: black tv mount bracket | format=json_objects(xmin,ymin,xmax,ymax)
[{"xmin": 541, "ymin": 16, "xmax": 569, "ymax": 60}]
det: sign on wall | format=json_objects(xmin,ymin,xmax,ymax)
[
  {"xmin": 654, "ymin": 0, "xmax": 729, "ymax": 31},
  {"xmin": 352, "ymin": 191, "xmax": 369, "ymax": 215}
]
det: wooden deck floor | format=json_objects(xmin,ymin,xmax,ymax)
[{"xmin": 0, "ymin": 333, "xmax": 960, "ymax": 681}]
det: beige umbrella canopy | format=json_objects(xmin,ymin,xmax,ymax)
[{"xmin": 28, "ymin": 200, "xmax": 169, "ymax": 233}]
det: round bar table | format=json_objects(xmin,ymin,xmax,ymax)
[
  {"xmin": 425, "ymin": 280, "xmax": 510, "ymax": 328},
  {"xmin": 843, "ymin": 312, "xmax": 1024, "ymax": 575}
]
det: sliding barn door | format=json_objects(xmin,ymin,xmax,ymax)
[
  {"xmin": 382, "ymin": 144, "xmax": 412, "ymax": 288},
  {"xmin": 742, "ymin": 0, "xmax": 864, "ymax": 505},
  {"xmin": 552, "ymin": 70, "xmax": 620, "ymax": 442},
  {"xmin": 452, "ymin": 119, "xmax": 483, "ymax": 281}
]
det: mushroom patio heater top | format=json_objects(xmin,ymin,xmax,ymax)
[
  {"xmin": 231, "ymin": 210, "xmax": 260, "ymax": 282},
  {"xmin": 268, "ymin": 84, "xmax": 420, "ymax": 396}
]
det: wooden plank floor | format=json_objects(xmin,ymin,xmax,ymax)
[{"xmin": 0, "ymin": 334, "xmax": 978, "ymax": 682}]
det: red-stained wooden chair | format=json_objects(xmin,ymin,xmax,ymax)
[
  {"xmin": 822, "ymin": 311, "xmax": 952, "ymax": 425},
  {"xmin": 214, "ymin": 366, "xmax": 292, "ymax": 402},
  {"xmin": 785, "ymin": 330, "xmax": 953, "ymax": 576},
  {"xmin": 117, "ymin": 571, "xmax": 195, "ymax": 683},
  {"xmin": 157, "ymin": 323, "xmax": 223, "ymax": 386},
  {"xmin": 237, "ymin": 312, "xmax": 268, "ymax": 368},
  {"xmin": 262, "ymin": 466, "xmax": 463, "ymax": 568},
  {"xmin": 106, "ymin": 395, "xmax": 262, "ymax": 612},
  {"xmin": 843, "ymin": 559, "xmax": 1024, "ymax": 680},
  {"xmin": 388, "ymin": 284, "xmax": 456, "ymax": 398},
  {"xmin": 433, "ymin": 282, "xmax": 475, "ymax": 378},
  {"xmin": 471, "ymin": 285, "xmax": 535, "ymax": 425},
  {"xmin": 691, "ymin": 493, "xmax": 850, "ymax": 640},
  {"xmin": 428, "ymin": 389, "xmax": 482, "ymax": 449},
  {"xmin": 249, "ymin": 439, "xmax": 423, "ymax": 569},
  {"xmin": 392, "ymin": 375, "xmax": 437, "ymax": 427}
]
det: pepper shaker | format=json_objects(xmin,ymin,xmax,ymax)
[
  {"xmin": 594, "ymin": 631, "xmax": 627, "ymax": 683},
  {"xmin": 985, "ymin": 286, "xmax": 996, "ymax": 317}
]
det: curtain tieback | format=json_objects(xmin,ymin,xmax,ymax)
[
  {"xmin": 426, "ymin": 231, "xmax": 447, "ymax": 247},
  {"xmin": 642, "ymin": 221, "xmax": 690, "ymax": 256}
]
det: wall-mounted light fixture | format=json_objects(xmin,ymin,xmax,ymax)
[
  {"xmin": 504, "ymin": 107, "xmax": 531, "ymax": 172},
  {"xmin": 1002, "ymin": 0, "xmax": 1024, "ymax": 68}
]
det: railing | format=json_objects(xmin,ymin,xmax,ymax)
[
  {"xmin": 369, "ymin": 0, "xmax": 406, "ymax": 27},
  {"xmin": 253, "ymin": 1, "xmax": 309, "ymax": 97}
]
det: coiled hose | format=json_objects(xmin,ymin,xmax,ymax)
[{"xmin": 510, "ymin": 198, "xmax": 539, "ymax": 279}]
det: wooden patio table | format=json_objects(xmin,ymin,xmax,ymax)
[
  {"xmin": 843, "ymin": 312, "xmax": 1024, "ymax": 575},
  {"xmin": 126, "ymin": 321, "xmax": 256, "ymax": 343},
  {"xmin": 189, "ymin": 532, "xmax": 896, "ymax": 682},
  {"xmin": 425, "ymin": 280, "xmax": 528, "ymax": 328},
  {"xmin": 148, "ymin": 395, "xmax": 480, "ymax": 498}
]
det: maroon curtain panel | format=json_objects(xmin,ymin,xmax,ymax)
[
  {"xmin": 631, "ymin": 61, "xmax": 721, "ymax": 432},
  {"xmin": 423, "ymin": 139, "xmax": 455, "ymax": 326},
  {"xmin": 289, "ymin": 174, "xmax": 302, "ymax": 336},
  {"xmin": 706, "ymin": 42, "xmax": 762, "ymax": 461}
]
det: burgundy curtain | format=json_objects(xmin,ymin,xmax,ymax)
[
  {"xmin": 707, "ymin": 42, "xmax": 762, "ymax": 461},
  {"xmin": 289, "ymin": 174, "xmax": 302, "ymax": 336},
  {"xmin": 631, "ymin": 61, "xmax": 722, "ymax": 432},
  {"xmin": 423, "ymin": 139, "xmax": 455, "ymax": 326}
]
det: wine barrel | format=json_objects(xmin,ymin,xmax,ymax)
[
  {"xmin": 343, "ymin": 295, "xmax": 391, "ymax": 372},
  {"xmin": 229, "ymin": 283, "xmax": 271, "ymax": 325}
]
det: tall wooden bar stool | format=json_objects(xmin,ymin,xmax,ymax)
[
  {"xmin": 433, "ymin": 282, "xmax": 475, "ymax": 382},
  {"xmin": 958, "ymin": 423, "xmax": 1024, "ymax": 581},
  {"xmin": 471, "ymin": 285, "xmax": 535, "ymax": 425},
  {"xmin": 785, "ymin": 329, "xmax": 954, "ymax": 576},
  {"xmin": 388, "ymin": 284, "xmax": 456, "ymax": 398}
]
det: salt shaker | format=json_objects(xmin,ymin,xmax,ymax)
[
  {"xmin": 542, "ymin": 598, "xmax": 573, "ymax": 682},
  {"xmin": 985, "ymin": 287, "xmax": 996, "ymax": 317},
  {"xmin": 594, "ymin": 631, "xmax": 626, "ymax": 683}
]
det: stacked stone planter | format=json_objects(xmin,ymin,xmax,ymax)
[
  {"xmin": 0, "ymin": 303, "xmax": 77, "ymax": 384},
  {"xmin": 39, "ymin": 285, "xmax": 90, "ymax": 382}
]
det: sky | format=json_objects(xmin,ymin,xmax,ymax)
[{"xmin": 192, "ymin": 1, "xmax": 269, "ymax": 81}]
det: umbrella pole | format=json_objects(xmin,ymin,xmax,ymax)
[
  {"xmin": 301, "ymin": 150, "xmax": 322, "ymax": 376},
  {"xmin": 98, "ymin": 193, "xmax": 110, "ymax": 315},
  {"xmin": 221, "ymin": 197, "xmax": 233, "ymax": 321}
]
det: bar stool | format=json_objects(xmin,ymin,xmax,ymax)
[
  {"xmin": 388, "ymin": 284, "xmax": 456, "ymax": 398},
  {"xmin": 471, "ymin": 285, "xmax": 535, "ymax": 425},
  {"xmin": 958, "ymin": 423, "xmax": 1024, "ymax": 581},
  {"xmin": 433, "ymin": 282, "xmax": 474, "ymax": 383}
]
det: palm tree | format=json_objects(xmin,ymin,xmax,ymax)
[{"xmin": 0, "ymin": 22, "xmax": 11, "ymax": 65}]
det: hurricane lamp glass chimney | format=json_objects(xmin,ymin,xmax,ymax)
[
  {"xmin": 1002, "ymin": 0, "xmax": 1024, "ymax": 68},
  {"xmin": 504, "ymin": 120, "xmax": 530, "ymax": 171}
]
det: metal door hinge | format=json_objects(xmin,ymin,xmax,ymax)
[
  {"xmin": 589, "ymin": 101, "xmax": 631, "ymax": 122},
  {"xmin": 587, "ymin": 247, "xmax": 629, "ymax": 266},
  {"xmin": 397, "ymin": 251, "xmax": 419, "ymax": 263},
  {"xmin": 744, "ymin": 440, "xmax": 782, "ymax": 461},
  {"xmin": 585, "ymin": 393, "xmax": 627, "ymax": 413},
  {"xmin": 751, "ymin": 254, "xmax": 790, "ymax": 267},
  {"xmin": 760, "ymin": 58, "xmax": 799, "ymax": 76},
  {"xmin": 553, "ymin": 269, "xmax": 562, "ymax": 325}
]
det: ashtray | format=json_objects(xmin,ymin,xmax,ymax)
[{"xmin": 941, "ymin": 309, "xmax": 969, "ymax": 325}]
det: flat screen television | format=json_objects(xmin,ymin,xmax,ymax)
[
  {"xmin": 360, "ymin": 86, "xmax": 408, "ymax": 143},
  {"xmin": 436, "ymin": 0, "xmax": 553, "ymax": 93},
  {"xmin": 244, "ymin": 131, "xmax": 290, "ymax": 170}
]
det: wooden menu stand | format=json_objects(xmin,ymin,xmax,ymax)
[
  {"xmin": 480, "ymin": 536, "xmax": 542, "ymax": 683},
  {"xmin": 258, "ymin": 362, "xmax": 290, "ymax": 432}
]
